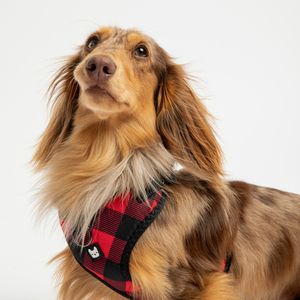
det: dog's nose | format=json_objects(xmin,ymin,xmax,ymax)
[{"xmin": 85, "ymin": 56, "xmax": 116, "ymax": 81}]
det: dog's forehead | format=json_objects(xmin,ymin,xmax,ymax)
[{"xmin": 93, "ymin": 27, "xmax": 155, "ymax": 48}]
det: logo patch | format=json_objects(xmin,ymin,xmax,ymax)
[{"xmin": 86, "ymin": 243, "xmax": 104, "ymax": 261}]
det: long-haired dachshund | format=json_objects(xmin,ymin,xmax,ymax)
[{"xmin": 32, "ymin": 27, "xmax": 300, "ymax": 300}]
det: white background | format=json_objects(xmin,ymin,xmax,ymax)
[{"xmin": 1, "ymin": 1, "xmax": 300, "ymax": 299}]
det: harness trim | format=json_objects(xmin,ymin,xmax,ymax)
[{"xmin": 120, "ymin": 193, "xmax": 167, "ymax": 280}]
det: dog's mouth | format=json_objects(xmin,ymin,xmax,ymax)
[
  {"xmin": 84, "ymin": 85, "xmax": 130, "ymax": 108},
  {"xmin": 85, "ymin": 85, "xmax": 115, "ymax": 100}
]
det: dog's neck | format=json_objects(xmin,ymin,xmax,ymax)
[{"xmin": 38, "ymin": 106, "xmax": 175, "ymax": 238}]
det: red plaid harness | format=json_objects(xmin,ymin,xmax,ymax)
[
  {"xmin": 61, "ymin": 189, "xmax": 167, "ymax": 299},
  {"xmin": 61, "ymin": 179, "xmax": 232, "ymax": 300}
]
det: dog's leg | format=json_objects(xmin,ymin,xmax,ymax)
[
  {"xmin": 170, "ymin": 272, "xmax": 237, "ymax": 300},
  {"xmin": 197, "ymin": 272, "xmax": 237, "ymax": 300}
]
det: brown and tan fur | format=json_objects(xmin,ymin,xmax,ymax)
[{"xmin": 32, "ymin": 27, "xmax": 300, "ymax": 300}]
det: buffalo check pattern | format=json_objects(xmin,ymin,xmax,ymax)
[{"xmin": 62, "ymin": 189, "xmax": 167, "ymax": 300}]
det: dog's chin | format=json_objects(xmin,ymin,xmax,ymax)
[{"xmin": 81, "ymin": 87, "xmax": 130, "ymax": 120}]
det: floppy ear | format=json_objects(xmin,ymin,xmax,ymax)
[
  {"xmin": 156, "ymin": 59, "xmax": 224, "ymax": 187},
  {"xmin": 32, "ymin": 53, "xmax": 81, "ymax": 171}
]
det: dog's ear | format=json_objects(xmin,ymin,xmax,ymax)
[
  {"xmin": 32, "ymin": 53, "xmax": 81, "ymax": 171},
  {"xmin": 156, "ymin": 59, "xmax": 224, "ymax": 187}
]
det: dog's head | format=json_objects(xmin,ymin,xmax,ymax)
[
  {"xmin": 34, "ymin": 27, "xmax": 224, "ymax": 187},
  {"xmin": 74, "ymin": 27, "xmax": 160, "ymax": 121}
]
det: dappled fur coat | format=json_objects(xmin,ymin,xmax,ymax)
[{"xmin": 32, "ymin": 27, "xmax": 300, "ymax": 300}]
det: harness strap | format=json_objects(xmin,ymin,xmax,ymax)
[{"xmin": 223, "ymin": 253, "xmax": 233, "ymax": 273}]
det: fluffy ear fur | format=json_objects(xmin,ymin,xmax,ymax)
[
  {"xmin": 156, "ymin": 56, "xmax": 224, "ymax": 187},
  {"xmin": 32, "ymin": 53, "xmax": 81, "ymax": 171}
]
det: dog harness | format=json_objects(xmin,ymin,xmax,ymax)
[
  {"xmin": 61, "ymin": 188, "xmax": 167, "ymax": 299},
  {"xmin": 61, "ymin": 177, "xmax": 232, "ymax": 300}
]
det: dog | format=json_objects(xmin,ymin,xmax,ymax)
[{"xmin": 32, "ymin": 27, "xmax": 300, "ymax": 300}]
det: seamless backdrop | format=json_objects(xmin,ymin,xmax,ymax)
[{"xmin": 1, "ymin": 1, "xmax": 300, "ymax": 299}]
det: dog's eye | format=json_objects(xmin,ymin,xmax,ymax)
[
  {"xmin": 133, "ymin": 46, "xmax": 148, "ymax": 58},
  {"xmin": 87, "ymin": 38, "xmax": 99, "ymax": 50}
]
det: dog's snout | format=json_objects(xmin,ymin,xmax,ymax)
[{"xmin": 85, "ymin": 56, "xmax": 116, "ymax": 81}]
